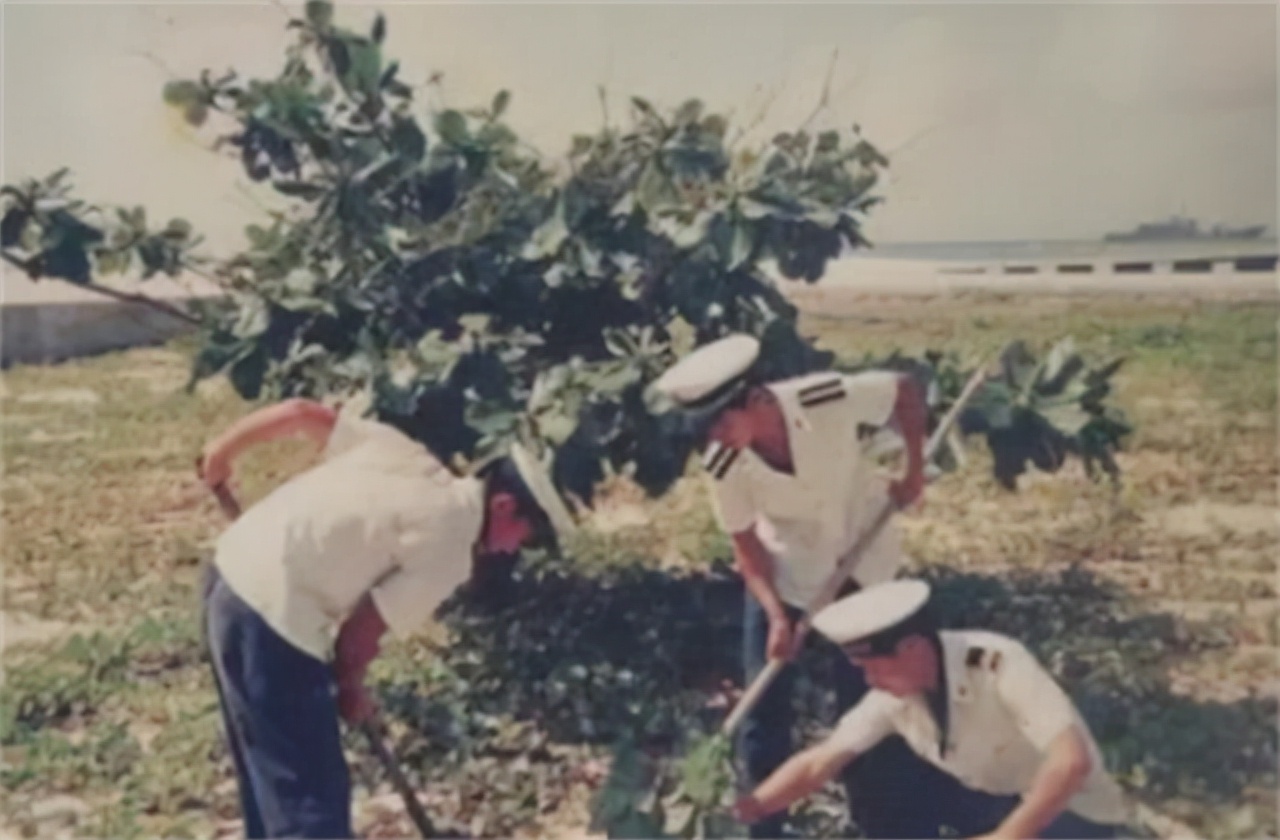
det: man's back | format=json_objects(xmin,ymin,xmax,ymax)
[{"xmin": 214, "ymin": 414, "xmax": 483, "ymax": 659}]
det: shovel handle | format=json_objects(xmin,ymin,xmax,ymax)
[{"xmin": 360, "ymin": 718, "xmax": 439, "ymax": 838}]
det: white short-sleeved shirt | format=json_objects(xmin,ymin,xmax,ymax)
[
  {"xmin": 830, "ymin": 630, "xmax": 1130, "ymax": 826},
  {"xmin": 706, "ymin": 370, "xmax": 907, "ymax": 608},
  {"xmin": 214, "ymin": 413, "xmax": 484, "ymax": 661}
]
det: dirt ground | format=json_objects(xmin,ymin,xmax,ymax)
[{"xmin": 2, "ymin": 286, "xmax": 1276, "ymax": 839}]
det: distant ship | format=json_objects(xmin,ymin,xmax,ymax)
[{"xmin": 1105, "ymin": 216, "xmax": 1269, "ymax": 242}]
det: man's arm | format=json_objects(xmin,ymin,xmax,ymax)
[
  {"xmin": 981, "ymin": 726, "xmax": 1093, "ymax": 839},
  {"xmin": 733, "ymin": 737, "xmax": 858, "ymax": 824},
  {"xmin": 734, "ymin": 686, "xmax": 898, "ymax": 825},
  {"xmin": 199, "ymin": 399, "xmax": 338, "ymax": 488},
  {"xmin": 886, "ymin": 374, "xmax": 927, "ymax": 509},
  {"xmin": 342, "ymin": 520, "xmax": 479, "ymax": 721},
  {"xmin": 731, "ymin": 528, "xmax": 793, "ymax": 660},
  {"xmin": 332, "ymin": 594, "xmax": 389, "ymax": 725},
  {"xmin": 985, "ymin": 643, "xmax": 1097, "ymax": 838}
]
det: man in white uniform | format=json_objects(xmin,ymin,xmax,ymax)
[
  {"xmin": 197, "ymin": 397, "xmax": 577, "ymax": 838},
  {"xmin": 732, "ymin": 580, "xmax": 1129, "ymax": 839},
  {"xmin": 654, "ymin": 334, "xmax": 940, "ymax": 838}
]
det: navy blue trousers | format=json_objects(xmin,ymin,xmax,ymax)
[
  {"xmin": 935, "ymin": 789, "xmax": 1119, "ymax": 839},
  {"xmin": 203, "ymin": 567, "xmax": 353, "ymax": 838}
]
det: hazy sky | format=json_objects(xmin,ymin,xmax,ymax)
[{"xmin": 4, "ymin": 2, "xmax": 1276, "ymax": 254}]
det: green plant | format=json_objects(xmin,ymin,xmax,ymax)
[
  {"xmin": 0, "ymin": 1, "xmax": 1127, "ymax": 503},
  {"xmin": 955, "ymin": 339, "xmax": 1130, "ymax": 488}
]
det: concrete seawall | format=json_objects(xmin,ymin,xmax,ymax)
[
  {"xmin": 2, "ymin": 273, "xmax": 220, "ymax": 368},
  {"xmin": 809, "ymin": 258, "xmax": 1279, "ymax": 298},
  {"xmin": 2, "ymin": 299, "xmax": 202, "ymax": 367},
  {"xmin": 823, "ymin": 238, "xmax": 1278, "ymax": 293}
]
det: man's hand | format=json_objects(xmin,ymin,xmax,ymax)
[
  {"xmin": 731, "ymin": 794, "xmax": 766, "ymax": 825},
  {"xmin": 887, "ymin": 372, "xmax": 927, "ymax": 511},
  {"xmin": 197, "ymin": 445, "xmax": 233, "ymax": 490},
  {"xmin": 766, "ymin": 614, "xmax": 795, "ymax": 661},
  {"xmin": 333, "ymin": 594, "xmax": 387, "ymax": 726},
  {"xmin": 888, "ymin": 469, "xmax": 924, "ymax": 510},
  {"xmin": 984, "ymin": 726, "xmax": 1094, "ymax": 840},
  {"xmin": 336, "ymin": 678, "xmax": 377, "ymax": 726}
]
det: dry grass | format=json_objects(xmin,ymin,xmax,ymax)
[
  {"xmin": 1, "ymin": 291, "xmax": 1276, "ymax": 838},
  {"xmin": 795, "ymin": 291, "xmax": 1278, "ymax": 694}
]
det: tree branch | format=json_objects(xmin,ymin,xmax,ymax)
[
  {"xmin": 2, "ymin": 250, "xmax": 204, "ymax": 325},
  {"xmin": 799, "ymin": 48, "xmax": 840, "ymax": 132},
  {"xmin": 727, "ymin": 83, "xmax": 782, "ymax": 153},
  {"xmin": 598, "ymin": 85, "xmax": 612, "ymax": 131}
]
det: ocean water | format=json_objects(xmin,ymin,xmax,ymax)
[{"xmin": 846, "ymin": 237, "xmax": 1279, "ymax": 264}]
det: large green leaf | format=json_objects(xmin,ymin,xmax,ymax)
[
  {"xmin": 183, "ymin": 101, "xmax": 209, "ymax": 127},
  {"xmin": 523, "ymin": 200, "xmax": 570, "ymax": 260},
  {"xmin": 0, "ymin": 207, "xmax": 28, "ymax": 248},
  {"xmin": 999, "ymin": 340, "xmax": 1039, "ymax": 391},
  {"xmin": 390, "ymin": 115, "xmax": 427, "ymax": 162},
  {"xmin": 491, "ymin": 89, "xmax": 511, "ymax": 119},
  {"xmin": 187, "ymin": 332, "xmax": 250, "ymax": 390},
  {"xmin": 630, "ymin": 96, "xmax": 660, "ymax": 122},
  {"xmin": 42, "ymin": 240, "xmax": 92, "ymax": 283},
  {"xmin": 1040, "ymin": 402, "xmax": 1094, "ymax": 436},
  {"xmin": 272, "ymin": 180, "xmax": 326, "ymax": 200},
  {"xmin": 635, "ymin": 161, "xmax": 679, "ymax": 214},
  {"xmin": 678, "ymin": 733, "xmax": 732, "ymax": 808},
  {"xmin": 673, "ymin": 99, "xmax": 703, "ymax": 127},
  {"xmin": 345, "ymin": 38, "xmax": 382, "ymax": 93},
  {"xmin": 162, "ymin": 80, "xmax": 202, "ymax": 108},
  {"xmin": 537, "ymin": 411, "xmax": 577, "ymax": 445},
  {"xmin": 228, "ymin": 346, "xmax": 268, "ymax": 399},
  {"xmin": 304, "ymin": 0, "xmax": 334, "ymax": 29},
  {"xmin": 1033, "ymin": 338, "xmax": 1091, "ymax": 402},
  {"xmin": 435, "ymin": 110, "xmax": 469, "ymax": 147}
]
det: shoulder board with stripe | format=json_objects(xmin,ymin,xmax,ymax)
[
  {"xmin": 856, "ymin": 422, "xmax": 879, "ymax": 441},
  {"xmin": 798, "ymin": 376, "xmax": 846, "ymax": 408},
  {"xmin": 702, "ymin": 442, "xmax": 726, "ymax": 472},
  {"xmin": 964, "ymin": 647, "xmax": 1004, "ymax": 672},
  {"xmin": 702, "ymin": 442, "xmax": 742, "ymax": 480}
]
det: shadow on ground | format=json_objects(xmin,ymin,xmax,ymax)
[{"xmin": 363, "ymin": 558, "xmax": 1276, "ymax": 838}]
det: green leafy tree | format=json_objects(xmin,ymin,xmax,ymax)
[{"xmin": 0, "ymin": 0, "xmax": 1127, "ymax": 502}]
